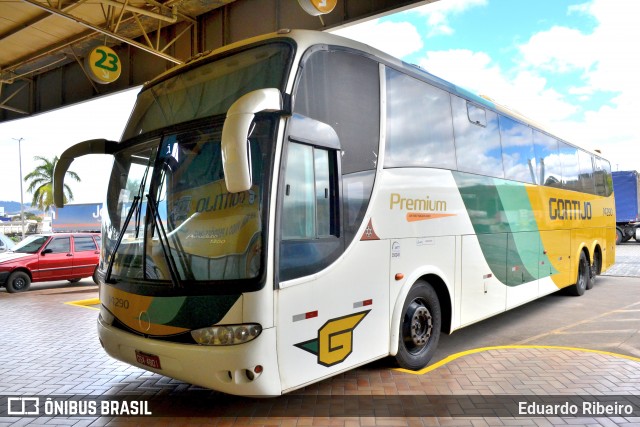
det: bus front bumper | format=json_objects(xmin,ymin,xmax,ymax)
[{"xmin": 97, "ymin": 315, "xmax": 282, "ymax": 397}]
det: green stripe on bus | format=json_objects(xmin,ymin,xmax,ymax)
[
  {"xmin": 146, "ymin": 294, "xmax": 240, "ymax": 328},
  {"xmin": 454, "ymin": 172, "xmax": 556, "ymax": 285}
]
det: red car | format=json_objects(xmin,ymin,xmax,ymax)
[{"xmin": 0, "ymin": 233, "xmax": 101, "ymax": 293}]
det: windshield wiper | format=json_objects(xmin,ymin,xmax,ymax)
[
  {"xmin": 104, "ymin": 195, "xmax": 140, "ymax": 284},
  {"xmin": 105, "ymin": 156, "xmax": 152, "ymax": 284},
  {"xmin": 146, "ymin": 194, "xmax": 182, "ymax": 288}
]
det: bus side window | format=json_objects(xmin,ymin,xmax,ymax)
[
  {"xmin": 279, "ymin": 141, "xmax": 342, "ymax": 282},
  {"xmin": 559, "ymin": 142, "xmax": 580, "ymax": 191},
  {"xmin": 293, "ymin": 49, "xmax": 380, "ymax": 248},
  {"xmin": 533, "ymin": 130, "xmax": 562, "ymax": 187},
  {"xmin": 499, "ymin": 115, "xmax": 535, "ymax": 184},
  {"xmin": 594, "ymin": 156, "xmax": 612, "ymax": 196},
  {"xmin": 452, "ymin": 95, "xmax": 503, "ymax": 178},
  {"xmin": 385, "ymin": 68, "xmax": 456, "ymax": 170},
  {"xmin": 578, "ymin": 150, "xmax": 596, "ymax": 194},
  {"xmin": 282, "ymin": 142, "xmax": 338, "ymax": 240}
]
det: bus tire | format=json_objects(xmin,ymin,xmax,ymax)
[
  {"xmin": 586, "ymin": 269, "xmax": 594, "ymax": 290},
  {"xmin": 567, "ymin": 251, "xmax": 589, "ymax": 296},
  {"xmin": 395, "ymin": 280, "xmax": 441, "ymax": 370},
  {"xmin": 593, "ymin": 250, "xmax": 602, "ymax": 275},
  {"xmin": 587, "ymin": 251, "xmax": 601, "ymax": 290},
  {"xmin": 5, "ymin": 271, "xmax": 31, "ymax": 293}
]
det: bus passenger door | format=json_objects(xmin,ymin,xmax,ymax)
[{"xmin": 275, "ymin": 135, "xmax": 389, "ymax": 393}]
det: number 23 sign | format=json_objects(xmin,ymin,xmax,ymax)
[
  {"xmin": 86, "ymin": 45, "xmax": 121, "ymax": 84},
  {"xmin": 298, "ymin": 0, "xmax": 337, "ymax": 16}
]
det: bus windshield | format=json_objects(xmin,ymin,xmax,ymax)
[
  {"xmin": 122, "ymin": 42, "xmax": 292, "ymax": 140},
  {"xmin": 103, "ymin": 117, "xmax": 275, "ymax": 291},
  {"xmin": 99, "ymin": 41, "xmax": 291, "ymax": 294}
]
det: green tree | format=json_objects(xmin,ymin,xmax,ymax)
[{"xmin": 24, "ymin": 156, "xmax": 80, "ymax": 212}]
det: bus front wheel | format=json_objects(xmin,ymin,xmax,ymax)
[{"xmin": 395, "ymin": 280, "xmax": 441, "ymax": 370}]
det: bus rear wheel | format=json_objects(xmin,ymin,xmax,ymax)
[
  {"xmin": 587, "ymin": 251, "xmax": 601, "ymax": 290},
  {"xmin": 567, "ymin": 251, "xmax": 589, "ymax": 296},
  {"xmin": 395, "ymin": 280, "xmax": 441, "ymax": 370}
]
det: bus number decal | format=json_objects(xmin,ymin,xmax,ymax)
[
  {"xmin": 108, "ymin": 296, "xmax": 130, "ymax": 310},
  {"xmin": 294, "ymin": 310, "xmax": 370, "ymax": 367}
]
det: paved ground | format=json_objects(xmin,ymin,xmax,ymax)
[
  {"xmin": 0, "ymin": 245, "xmax": 639, "ymax": 426},
  {"xmin": 603, "ymin": 241, "xmax": 640, "ymax": 277}
]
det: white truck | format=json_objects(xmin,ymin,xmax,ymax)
[{"xmin": 0, "ymin": 220, "xmax": 38, "ymax": 235}]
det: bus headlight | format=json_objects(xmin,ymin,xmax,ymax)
[{"xmin": 191, "ymin": 324, "xmax": 262, "ymax": 346}]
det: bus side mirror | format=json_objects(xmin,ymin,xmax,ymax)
[
  {"xmin": 221, "ymin": 88, "xmax": 282, "ymax": 193},
  {"xmin": 53, "ymin": 138, "xmax": 118, "ymax": 208}
]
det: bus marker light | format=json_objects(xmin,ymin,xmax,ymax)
[
  {"xmin": 254, "ymin": 365, "xmax": 263, "ymax": 374},
  {"xmin": 353, "ymin": 299, "xmax": 373, "ymax": 308},
  {"xmin": 293, "ymin": 311, "xmax": 318, "ymax": 322},
  {"xmin": 395, "ymin": 273, "xmax": 404, "ymax": 281}
]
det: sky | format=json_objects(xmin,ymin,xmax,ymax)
[
  {"xmin": 0, "ymin": 88, "xmax": 139, "ymax": 207},
  {"xmin": 332, "ymin": 0, "xmax": 639, "ymax": 170},
  {"xmin": 1, "ymin": 0, "xmax": 638, "ymax": 208}
]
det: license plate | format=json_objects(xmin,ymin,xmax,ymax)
[{"xmin": 135, "ymin": 350, "xmax": 162, "ymax": 370}]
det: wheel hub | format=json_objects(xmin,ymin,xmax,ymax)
[{"xmin": 410, "ymin": 305, "xmax": 432, "ymax": 347}]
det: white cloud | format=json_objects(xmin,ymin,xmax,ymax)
[
  {"xmin": 416, "ymin": 0, "xmax": 639, "ymax": 170},
  {"xmin": 519, "ymin": 26, "xmax": 593, "ymax": 73},
  {"xmin": 331, "ymin": 19, "xmax": 423, "ymax": 58},
  {"xmin": 412, "ymin": 0, "xmax": 488, "ymax": 37},
  {"xmin": 418, "ymin": 50, "xmax": 577, "ymax": 125},
  {"xmin": 515, "ymin": 0, "xmax": 640, "ymax": 169}
]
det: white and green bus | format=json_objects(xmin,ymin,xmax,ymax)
[{"xmin": 54, "ymin": 29, "xmax": 616, "ymax": 397}]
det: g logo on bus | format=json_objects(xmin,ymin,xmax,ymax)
[{"xmin": 294, "ymin": 310, "xmax": 370, "ymax": 367}]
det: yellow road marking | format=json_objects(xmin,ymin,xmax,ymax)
[
  {"xmin": 516, "ymin": 300, "xmax": 640, "ymax": 345},
  {"xmin": 65, "ymin": 298, "xmax": 100, "ymax": 311},
  {"xmin": 395, "ymin": 345, "xmax": 640, "ymax": 375}
]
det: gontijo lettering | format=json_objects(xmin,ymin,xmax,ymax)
[
  {"xmin": 390, "ymin": 193, "xmax": 447, "ymax": 211},
  {"xmin": 548, "ymin": 198, "xmax": 592, "ymax": 220}
]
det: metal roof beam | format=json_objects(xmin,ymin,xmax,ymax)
[{"xmin": 20, "ymin": 0, "xmax": 184, "ymax": 64}]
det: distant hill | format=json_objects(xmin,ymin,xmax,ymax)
[{"xmin": 0, "ymin": 201, "xmax": 43, "ymax": 216}]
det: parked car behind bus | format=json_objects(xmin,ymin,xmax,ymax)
[{"xmin": 0, "ymin": 233, "xmax": 101, "ymax": 293}]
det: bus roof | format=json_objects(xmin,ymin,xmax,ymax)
[{"xmin": 143, "ymin": 29, "xmax": 604, "ymax": 160}]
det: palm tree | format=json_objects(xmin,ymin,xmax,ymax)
[{"xmin": 24, "ymin": 156, "xmax": 81, "ymax": 212}]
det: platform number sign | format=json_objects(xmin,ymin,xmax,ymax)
[
  {"xmin": 298, "ymin": 0, "xmax": 337, "ymax": 16},
  {"xmin": 86, "ymin": 46, "xmax": 121, "ymax": 84}
]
